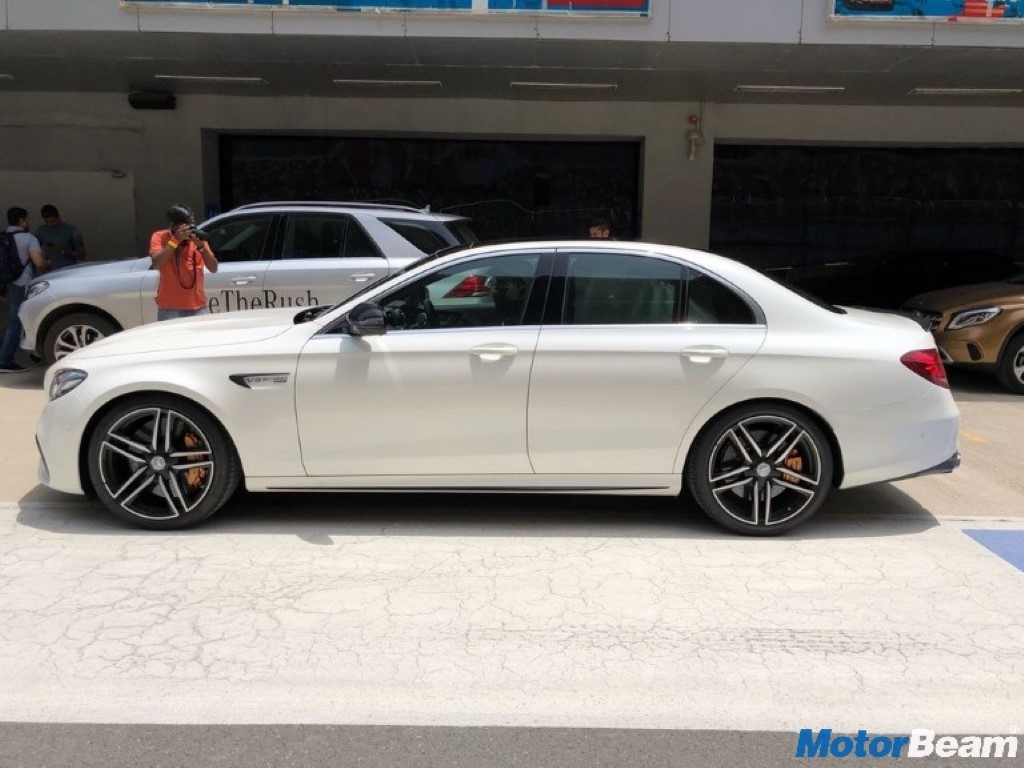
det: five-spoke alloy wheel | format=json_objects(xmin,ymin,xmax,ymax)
[
  {"xmin": 687, "ymin": 404, "xmax": 834, "ymax": 535},
  {"xmin": 43, "ymin": 312, "xmax": 119, "ymax": 366},
  {"xmin": 87, "ymin": 395, "xmax": 241, "ymax": 529}
]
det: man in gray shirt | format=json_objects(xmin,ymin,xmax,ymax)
[
  {"xmin": 35, "ymin": 204, "xmax": 85, "ymax": 270},
  {"xmin": 1, "ymin": 207, "xmax": 49, "ymax": 372}
]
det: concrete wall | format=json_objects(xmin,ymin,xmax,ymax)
[{"xmin": 2, "ymin": 90, "xmax": 1023, "ymax": 259}]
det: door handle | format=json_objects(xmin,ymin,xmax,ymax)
[
  {"xmin": 471, "ymin": 344, "xmax": 518, "ymax": 362},
  {"xmin": 350, "ymin": 272, "xmax": 378, "ymax": 283},
  {"xmin": 681, "ymin": 346, "xmax": 729, "ymax": 363},
  {"xmin": 230, "ymin": 276, "xmax": 257, "ymax": 286}
]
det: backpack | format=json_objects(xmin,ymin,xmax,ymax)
[{"xmin": 0, "ymin": 231, "xmax": 27, "ymax": 293}]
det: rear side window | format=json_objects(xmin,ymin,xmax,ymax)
[
  {"xmin": 563, "ymin": 252, "xmax": 683, "ymax": 325},
  {"xmin": 202, "ymin": 215, "xmax": 272, "ymax": 263},
  {"xmin": 283, "ymin": 214, "xmax": 383, "ymax": 260},
  {"xmin": 685, "ymin": 272, "xmax": 757, "ymax": 324},
  {"xmin": 381, "ymin": 218, "xmax": 478, "ymax": 252}
]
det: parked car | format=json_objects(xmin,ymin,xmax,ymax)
[
  {"xmin": 19, "ymin": 202, "xmax": 476, "ymax": 365},
  {"xmin": 37, "ymin": 240, "xmax": 960, "ymax": 536},
  {"xmin": 902, "ymin": 273, "xmax": 1024, "ymax": 394}
]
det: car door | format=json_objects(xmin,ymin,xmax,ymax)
[
  {"xmin": 527, "ymin": 249, "xmax": 767, "ymax": 475},
  {"xmin": 262, "ymin": 212, "xmax": 393, "ymax": 310},
  {"xmin": 294, "ymin": 250, "xmax": 551, "ymax": 477},
  {"xmin": 138, "ymin": 213, "xmax": 275, "ymax": 324}
]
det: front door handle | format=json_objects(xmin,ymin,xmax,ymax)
[
  {"xmin": 350, "ymin": 272, "xmax": 378, "ymax": 283},
  {"xmin": 471, "ymin": 344, "xmax": 518, "ymax": 362},
  {"xmin": 231, "ymin": 275, "xmax": 257, "ymax": 286},
  {"xmin": 681, "ymin": 346, "xmax": 729, "ymax": 363}
]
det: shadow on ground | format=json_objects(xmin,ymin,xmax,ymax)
[{"xmin": 17, "ymin": 481, "xmax": 940, "ymax": 543}]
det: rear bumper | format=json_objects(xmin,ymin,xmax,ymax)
[{"xmin": 891, "ymin": 451, "xmax": 961, "ymax": 482}]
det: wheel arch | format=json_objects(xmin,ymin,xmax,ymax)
[
  {"xmin": 681, "ymin": 397, "xmax": 845, "ymax": 488},
  {"xmin": 77, "ymin": 389, "xmax": 245, "ymax": 497},
  {"xmin": 37, "ymin": 303, "xmax": 124, "ymax": 353}
]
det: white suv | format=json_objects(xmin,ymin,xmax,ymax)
[{"xmin": 20, "ymin": 202, "xmax": 476, "ymax": 365}]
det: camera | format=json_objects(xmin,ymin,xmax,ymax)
[{"xmin": 188, "ymin": 226, "xmax": 211, "ymax": 242}]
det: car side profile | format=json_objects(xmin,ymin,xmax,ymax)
[
  {"xmin": 19, "ymin": 202, "xmax": 476, "ymax": 365},
  {"xmin": 36, "ymin": 241, "xmax": 960, "ymax": 536},
  {"xmin": 902, "ymin": 273, "xmax": 1024, "ymax": 394}
]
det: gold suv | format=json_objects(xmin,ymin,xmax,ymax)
[{"xmin": 902, "ymin": 274, "xmax": 1024, "ymax": 394}]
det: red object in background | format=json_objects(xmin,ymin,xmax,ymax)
[
  {"xmin": 961, "ymin": 0, "xmax": 1006, "ymax": 16},
  {"xmin": 547, "ymin": 1, "xmax": 648, "ymax": 8}
]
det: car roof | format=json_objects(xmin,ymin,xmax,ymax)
[{"xmin": 226, "ymin": 201, "xmax": 469, "ymax": 221}]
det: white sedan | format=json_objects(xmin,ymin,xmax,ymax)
[{"xmin": 36, "ymin": 241, "xmax": 960, "ymax": 535}]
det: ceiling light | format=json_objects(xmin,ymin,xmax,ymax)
[
  {"xmin": 333, "ymin": 79, "xmax": 442, "ymax": 87},
  {"xmin": 734, "ymin": 85, "xmax": 845, "ymax": 94},
  {"xmin": 154, "ymin": 75, "xmax": 266, "ymax": 84},
  {"xmin": 909, "ymin": 87, "xmax": 1022, "ymax": 96},
  {"xmin": 510, "ymin": 81, "xmax": 618, "ymax": 91},
  {"xmin": 0, "ymin": 74, "xmax": 14, "ymax": 81}
]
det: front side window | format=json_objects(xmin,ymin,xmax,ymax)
[
  {"xmin": 201, "ymin": 215, "xmax": 272, "ymax": 264},
  {"xmin": 282, "ymin": 215, "xmax": 383, "ymax": 260},
  {"xmin": 563, "ymin": 252, "xmax": 683, "ymax": 325},
  {"xmin": 379, "ymin": 253, "xmax": 542, "ymax": 330}
]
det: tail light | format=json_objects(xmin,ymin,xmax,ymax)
[
  {"xmin": 443, "ymin": 275, "xmax": 491, "ymax": 298},
  {"xmin": 900, "ymin": 349, "xmax": 949, "ymax": 389}
]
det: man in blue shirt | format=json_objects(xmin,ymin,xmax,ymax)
[
  {"xmin": 35, "ymin": 204, "xmax": 85, "ymax": 270},
  {"xmin": 1, "ymin": 207, "xmax": 50, "ymax": 373}
]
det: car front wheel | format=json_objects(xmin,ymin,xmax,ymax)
[
  {"xmin": 43, "ymin": 312, "xmax": 119, "ymax": 366},
  {"xmin": 686, "ymin": 404, "xmax": 834, "ymax": 535},
  {"xmin": 996, "ymin": 331, "xmax": 1024, "ymax": 394},
  {"xmin": 86, "ymin": 395, "xmax": 241, "ymax": 529}
]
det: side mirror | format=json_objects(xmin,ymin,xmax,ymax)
[{"xmin": 345, "ymin": 302, "xmax": 386, "ymax": 336}]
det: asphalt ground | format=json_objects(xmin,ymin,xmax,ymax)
[{"xmin": 0, "ymin": 365, "xmax": 1021, "ymax": 768}]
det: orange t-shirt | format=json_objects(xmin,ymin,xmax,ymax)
[{"xmin": 149, "ymin": 229, "xmax": 213, "ymax": 311}]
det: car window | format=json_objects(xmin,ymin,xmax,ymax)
[
  {"xmin": 685, "ymin": 272, "xmax": 757, "ymax": 325},
  {"xmin": 379, "ymin": 253, "xmax": 542, "ymax": 331},
  {"xmin": 282, "ymin": 214, "xmax": 383, "ymax": 260},
  {"xmin": 380, "ymin": 219, "xmax": 455, "ymax": 253},
  {"xmin": 201, "ymin": 215, "xmax": 272, "ymax": 263},
  {"xmin": 563, "ymin": 252, "xmax": 683, "ymax": 325}
]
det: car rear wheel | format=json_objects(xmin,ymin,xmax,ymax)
[
  {"xmin": 686, "ymin": 404, "xmax": 834, "ymax": 535},
  {"xmin": 86, "ymin": 395, "xmax": 241, "ymax": 529},
  {"xmin": 996, "ymin": 331, "xmax": 1024, "ymax": 394},
  {"xmin": 43, "ymin": 312, "xmax": 119, "ymax": 366}
]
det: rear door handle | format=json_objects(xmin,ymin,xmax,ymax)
[
  {"xmin": 681, "ymin": 346, "xmax": 729, "ymax": 363},
  {"xmin": 350, "ymin": 272, "xmax": 378, "ymax": 283},
  {"xmin": 231, "ymin": 275, "xmax": 257, "ymax": 286},
  {"xmin": 471, "ymin": 344, "xmax": 518, "ymax": 362}
]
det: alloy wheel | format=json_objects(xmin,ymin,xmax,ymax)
[
  {"xmin": 706, "ymin": 414, "xmax": 824, "ymax": 528},
  {"xmin": 96, "ymin": 406, "xmax": 216, "ymax": 521}
]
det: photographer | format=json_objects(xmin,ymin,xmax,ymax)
[{"xmin": 149, "ymin": 203, "xmax": 218, "ymax": 321}]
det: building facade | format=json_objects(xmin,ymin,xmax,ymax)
[{"xmin": 1, "ymin": 0, "xmax": 1022, "ymax": 300}]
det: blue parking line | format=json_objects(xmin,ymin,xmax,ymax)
[{"xmin": 964, "ymin": 530, "xmax": 1024, "ymax": 573}]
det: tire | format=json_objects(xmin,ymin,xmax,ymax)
[
  {"xmin": 996, "ymin": 331, "xmax": 1024, "ymax": 395},
  {"xmin": 685, "ymin": 403, "xmax": 834, "ymax": 536},
  {"xmin": 43, "ymin": 312, "xmax": 120, "ymax": 366},
  {"xmin": 86, "ymin": 394, "xmax": 242, "ymax": 530}
]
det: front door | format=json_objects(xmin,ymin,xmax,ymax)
[{"xmin": 294, "ymin": 251, "xmax": 548, "ymax": 477}]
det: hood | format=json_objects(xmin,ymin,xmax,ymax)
[
  {"xmin": 68, "ymin": 307, "xmax": 300, "ymax": 361},
  {"xmin": 31, "ymin": 257, "xmax": 141, "ymax": 284},
  {"xmin": 903, "ymin": 279, "xmax": 1024, "ymax": 310}
]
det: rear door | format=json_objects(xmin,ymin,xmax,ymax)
[
  {"xmin": 262, "ymin": 212, "xmax": 391, "ymax": 309},
  {"xmin": 527, "ymin": 249, "xmax": 767, "ymax": 475}
]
